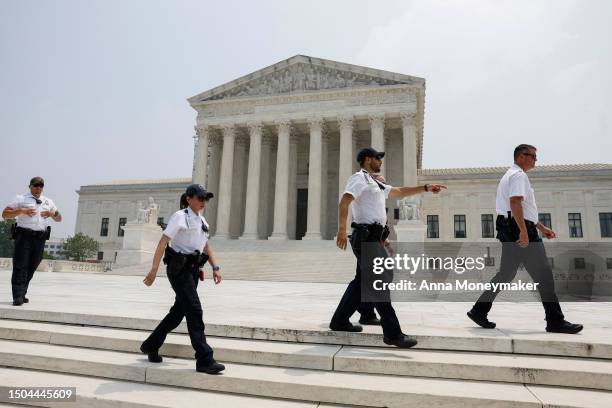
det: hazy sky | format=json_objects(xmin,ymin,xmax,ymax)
[{"xmin": 1, "ymin": 0, "xmax": 610, "ymax": 237}]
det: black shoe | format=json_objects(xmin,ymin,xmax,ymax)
[
  {"xmin": 546, "ymin": 320, "xmax": 583, "ymax": 334},
  {"xmin": 467, "ymin": 310, "xmax": 496, "ymax": 329},
  {"xmin": 196, "ymin": 361, "xmax": 225, "ymax": 374},
  {"xmin": 12, "ymin": 298, "xmax": 24, "ymax": 306},
  {"xmin": 140, "ymin": 343, "xmax": 163, "ymax": 363},
  {"xmin": 359, "ymin": 316, "xmax": 381, "ymax": 325},
  {"xmin": 329, "ymin": 322, "xmax": 363, "ymax": 332},
  {"xmin": 23, "ymin": 297, "xmax": 29, "ymax": 303},
  {"xmin": 383, "ymin": 334, "xmax": 418, "ymax": 348}
]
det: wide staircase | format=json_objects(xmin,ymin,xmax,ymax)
[{"xmin": 0, "ymin": 308, "xmax": 610, "ymax": 407}]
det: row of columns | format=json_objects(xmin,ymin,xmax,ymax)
[{"xmin": 192, "ymin": 112, "xmax": 419, "ymax": 239}]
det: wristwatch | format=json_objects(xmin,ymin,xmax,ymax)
[
  {"xmin": 212, "ymin": 265, "xmax": 221, "ymax": 272},
  {"xmin": 424, "ymin": 184, "xmax": 429, "ymax": 192}
]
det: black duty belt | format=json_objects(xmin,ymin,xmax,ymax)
[
  {"xmin": 351, "ymin": 222, "xmax": 390, "ymax": 242},
  {"xmin": 15, "ymin": 226, "xmax": 49, "ymax": 239}
]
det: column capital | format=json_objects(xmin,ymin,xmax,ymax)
[
  {"xmin": 400, "ymin": 112, "xmax": 417, "ymax": 127},
  {"xmin": 221, "ymin": 124, "xmax": 236, "ymax": 137},
  {"xmin": 247, "ymin": 121, "xmax": 264, "ymax": 134},
  {"xmin": 194, "ymin": 125, "xmax": 210, "ymax": 138},
  {"xmin": 307, "ymin": 117, "xmax": 326, "ymax": 134},
  {"xmin": 337, "ymin": 115, "xmax": 354, "ymax": 132},
  {"xmin": 368, "ymin": 113, "xmax": 386, "ymax": 129},
  {"xmin": 275, "ymin": 119, "xmax": 293, "ymax": 134}
]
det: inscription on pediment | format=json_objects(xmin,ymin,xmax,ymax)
[{"xmin": 205, "ymin": 63, "xmax": 409, "ymax": 101}]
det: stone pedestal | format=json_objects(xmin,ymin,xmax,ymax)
[
  {"xmin": 394, "ymin": 220, "xmax": 427, "ymax": 242},
  {"xmin": 115, "ymin": 222, "xmax": 162, "ymax": 266}
]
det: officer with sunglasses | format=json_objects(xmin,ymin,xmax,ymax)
[
  {"xmin": 2, "ymin": 177, "xmax": 62, "ymax": 306},
  {"xmin": 141, "ymin": 184, "xmax": 225, "ymax": 374},
  {"xmin": 331, "ymin": 148, "xmax": 446, "ymax": 348}
]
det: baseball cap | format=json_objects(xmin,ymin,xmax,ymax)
[
  {"xmin": 185, "ymin": 184, "xmax": 214, "ymax": 199},
  {"xmin": 356, "ymin": 147, "xmax": 385, "ymax": 163}
]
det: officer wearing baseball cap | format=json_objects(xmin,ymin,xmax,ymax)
[
  {"xmin": 330, "ymin": 147, "xmax": 446, "ymax": 348},
  {"xmin": 140, "ymin": 184, "xmax": 225, "ymax": 374},
  {"xmin": 2, "ymin": 177, "xmax": 62, "ymax": 306}
]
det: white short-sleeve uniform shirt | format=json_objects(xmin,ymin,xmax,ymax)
[
  {"xmin": 6, "ymin": 193, "xmax": 57, "ymax": 231},
  {"xmin": 163, "ymin": 207, "xmax": 210, "ymax": 254},
  {"xmin": 495, "ymin": 164, "xmax": 539, "ymax": 223},
  {"xmin": 343, "ymin": 170, "xmax": 392, "ymax": 225}
]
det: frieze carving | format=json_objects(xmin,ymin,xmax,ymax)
[
  {"xmin": 204, "ymin": 63, "xmax": 408, "ymax": 101},
  {"xmin": 199, "ymin": 87, "xmax": 417, "ymax": 119}
]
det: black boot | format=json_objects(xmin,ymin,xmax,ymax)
[
  {"xmin": 467, "ymin": 310, "xmax": 496, "ymax": 329},
  {"xmin": 546, "ymin": 320, "xmax": 583, "ymax": 334},
  {"xmin": 140, "ymin": 343, "xmax": 163, "ymax": 363},
  {"xmin": 196, "ymin": 360, "xmax": 225, "ymax": 374},
  {"xmin": 383, "ymin": 334, "xmax": 418, "ymax": 348}
]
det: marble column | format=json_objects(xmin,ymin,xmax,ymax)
[
  {"xmin": 207, "ymin": 132, "xmax": 222, "ymax": 234},
  {"xmin": 241, "ymin": 122, "xmax": 263, "ymax": 239},
  {"xmin": 369, "ymin": 113, "xmax": 386, "ymax": 176},
  {"xmin": 338, "ymin": 115, "xmax": 354, "ymax": 199},
  {"xmin": 401, "ymin": 112, "xmax": 418, "ymax": 186},
  {"xmin": 215, "ymin": 124, "xmax": 236, "ymax": 239},
  {"xmin": 304, "ymin": 118, "xmax": 325, "ymax": 240},
  {"xmin": 270, "ymin": 120, "xmax": 292, "ymax": 240},
  {"xmin": 192, "ymin": 125, "xmax": 209, "ymax": 186}
]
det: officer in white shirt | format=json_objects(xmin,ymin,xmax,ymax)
[
  {"xmin": 141, "ymin": 184, "xmax": 225, "ymax": 374},
  {"xmin": 2, "ymin": 177, "xmax": 62, "ymax": 306},
  {"xmin": 468, "ymin": 144, "xmax": 583, "ymax": 334},
  {"xmin": 330, "ymin": 147, "xmax": 446, "ymax": 348}
]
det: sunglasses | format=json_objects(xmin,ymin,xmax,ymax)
[
  {"xmin": 522, "ymin": 153, "xmax": 537, "ymax": 160},
  {"xmin": 31, "ymin": 183, "xmax": 44, "ymax": 188}
]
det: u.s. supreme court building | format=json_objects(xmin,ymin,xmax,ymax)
[{"xmin": 75, "ymin": 55, "xmax": 612, "ymax": 262}]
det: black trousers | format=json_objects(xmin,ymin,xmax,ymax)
[
  {"xmin": 11, "ymin": 231, "xmax": 46, "ymax": 301},
  {"xmin": 330, "ymin": 227, "xmax": 403, "ymax": 339},
  {"xmin": 472, "ymin": 218, "xmax": 564, "ymax": 324},
  {"xmin": 142, "ymin": 264, "xmax": 214, "ymax": 365}
]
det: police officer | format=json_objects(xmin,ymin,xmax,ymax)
[
  {"xmin": 141, "ymin": 184, "xmax": 225, "ymax": 374},
  {"xmin": 468, "ymin": 144, "xmax": 583, "ymax": 334},
  {"xmin": 330, "ymin": 148, "xmax": 446, "ymax": 347},
  {"xmin": 2, "ymin": 177, "xmax": 62, "ymax": 306}
]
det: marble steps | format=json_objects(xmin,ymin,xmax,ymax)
[
  {"xmin": 0, "ymin": 321, "xmax": 611, "ymax": 391},
  {"xmin": 1, "ymin": 307, "xmax": 611, "ymax": 359},
  {"xmin": 0, "ymin": 367, "xmax": 328, "ymax": 408},
  {"xmin": 2, "ymin": 339, "xmax": 612, "ymax": 407}
]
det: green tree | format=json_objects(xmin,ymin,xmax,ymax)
[
  {"xmin": 0, "ymin": 220, "xmax": 16, "ymax": 258},
  {"xmin": 43, "ymin": 251, "xmax": 57, "ymax": 260},
  {"xmin": 62, "ymin": 233, "xmax": 99, "ymax": 262}
]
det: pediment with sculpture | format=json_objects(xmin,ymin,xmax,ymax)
[{"xmin": 201, "ymin": 62, "xmax": 416, "ymax": 101}]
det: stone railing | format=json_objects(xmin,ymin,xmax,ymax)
[{"xmin": 0, "ymin": 258, "xmax": 110, "ymax": 273}]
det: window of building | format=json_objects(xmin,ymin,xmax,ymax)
[
  {"xmin": 485, "ymin": 257, "xmax": 495, "ymax": 266},
  {"xmin": 568, "ymin": 213, "xmax": 583, "ymax": 238},
  {"xmin": 117, "ymin": 217, "xmax": 127, "ymax": 237},
  {"xmin": 393, "ymin": 209, "xmax": 399, "ymax": 220},
  {"xmin": 548, "ymin": 257, "xmax": 555, "ymax": 269},
  {"xmin": 157, "ymin": 217, "xmax": 165, "ymax": 227},
  {"xmin": 600, "ymin": 213, "xmax": 612, "ymax": 238},
  {"xmin": 538, "ymin": 213, "xmax": 552, "ymax": 229},
  {"xmin": 606, "ymin": 258, "xmax": 612, "ymax": 270},
  {"xmin": 574, "ymin": 257, "xmax": 585, "ymax": 269},
  {"xmin": 100, "ymin": 218, "xmax": 109, "ymax": 237},
  {"xmin": 454, "ymin": 215, "xmax": 466, "ymax": 238},
  {"xmin": 427, "ymin": 215, "xmax": 439, "ymax": 238},
  {"xmin": 97, "ymin": 251, "xmax": 104, "ymax": 261},
  {"xmin": 481, "ymin": 214, "xmax": 494, "ymax": 238}
]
